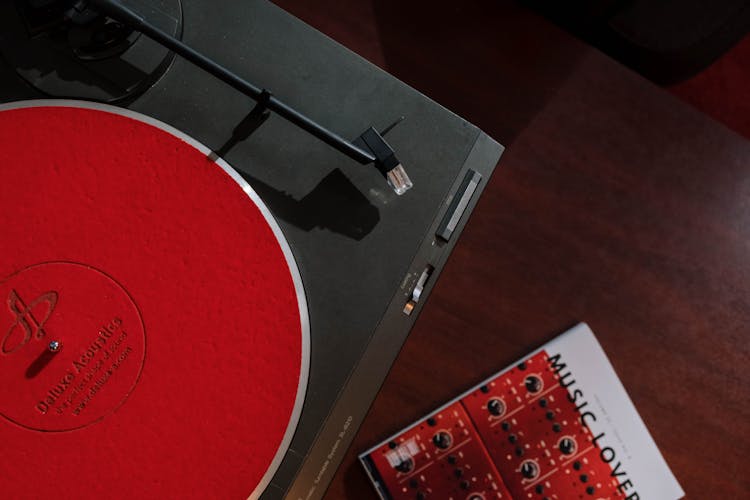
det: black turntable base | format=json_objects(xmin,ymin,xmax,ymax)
[{"xmin": 0, "ymin": 1, "xmax": 503, "ymax": 498}]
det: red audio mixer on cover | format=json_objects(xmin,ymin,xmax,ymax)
[{"xmin": 360, "ymin": 324, "xmax": 684, "ymax": 500}]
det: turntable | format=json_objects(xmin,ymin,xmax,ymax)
[{"xmin": 0, "ymin": 1, "xmax": 503, "ymax": 498}]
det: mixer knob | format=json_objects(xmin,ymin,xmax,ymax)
[
  {"xmin": 524, "ymin": 375, "xmax": 543, "ymax": 393},
  {"xmin": 432, "ymin": 430, "xmax": 453, "ymax": 450},
  {"xmin": 487, "ymin": 397, "xmax": 506, "ymax": 417},
  {"xmin": 520, "ymin": 459, "xmax": 540, "ymax": 479},
  {"xmin": 558, "ymin": 436, "xmax": 576, "ymax": 455},
  {"xmin": 395, "ymin": 457, "xmax": 414, "ymax": 473}
]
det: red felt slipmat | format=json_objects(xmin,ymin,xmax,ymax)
[{"xmin": 0, "ymin": 101, "xmax": 309, "ymax": 499}]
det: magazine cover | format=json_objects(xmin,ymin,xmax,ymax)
[{"xmin": 360, "ymin": 323, "xmax": 684, "ymax": 500}]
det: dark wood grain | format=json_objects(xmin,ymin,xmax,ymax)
[{"xmin": 272, "ymin": 1, "xmax": 750, "ymax": 498}]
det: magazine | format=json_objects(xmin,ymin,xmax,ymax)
[{"xmin": 360, "ymin": 323, "xmax": 684, "ymax": 500}]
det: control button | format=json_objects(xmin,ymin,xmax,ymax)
[
  {"xmin": 520, "ymin": 459, "xmax": 540, "ymax": 480},
  {"xmin": 573, "ymin": 461, "xmax": 582, "ymax": 471},
  {"xmin": 552, "ymin": 423, "xmax": 561, "ymax": 433},
  {"xmin": 426, "ymin": 417, "xmax": 436, "ymax": 427},
  {"xmin": 586, "ymin": 486, "xmax": 595, "ymax": 495},
  {"xmin": 580, "ymin": 474, "xmax": 589, "ymax": 483},
  {"xmin": 460, "ymin": 480, "xmax": 470, "ymax": 490},
  {"xmin": 559, "ymin": 436, "xmax": 576, "ymax": 455},
  {"xmin": 524, "ymin": 375, "xmax": 543, "ymax": 393},
  {"xmin": 396, "ymin": 457, "xmax": 414, "ymax": 473},
  {"xmin": 508, "ymin": 434, "xmax": 517, "ymax": 444},
  {"xmin": 403, "ymin": 265, "xmax": 434, "ymax": 316},
  {"xmin": 454, "ymin": 468, "xmax": 463, "ymax": 478},
  {"xmin": 410, "ymin": 265, "xmax": 433, "ymax": 304},
  {"xmin": 487, "ymin": 398, "xmax": 506, "ymax": 417},
  {"xmin": 403, "ymin": 301, "xmax": 415, "ymax": 315},
  {"xmin": 447, "ymin": 455, "xmax": 457, "ymax": 465},
  {"xmin": 436, "ymin": 170, "xmax": 482, "ymax": 241},
  {"xmin": 545, "ymin": 411, "xmax": 555, "ymax": 420},
  {"xmin": 501, "ymin": 421, "xmax": 510, "ymax": 431},
  {"xmin": 432, "ymin": 430, "xmax": 453, "ymax": 450}
]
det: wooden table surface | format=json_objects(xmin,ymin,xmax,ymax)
[{"xmin": 273, "ymin": 1, "xmax": 750, "ymax": 498}]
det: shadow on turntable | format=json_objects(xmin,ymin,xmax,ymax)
[{"xmin": 0, "ymin": 0, "xmax": 182, "ymax": 103}]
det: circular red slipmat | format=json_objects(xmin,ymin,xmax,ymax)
[{"xmin": 0, "ymin": 101, "xmax": 309, "ymax": 499}]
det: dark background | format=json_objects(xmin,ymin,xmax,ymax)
[{"xmin": 270, "ymin": 1, "xmax": 749, "ymax": 499}]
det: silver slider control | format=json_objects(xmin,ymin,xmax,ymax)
[{"xmin": 403, "ymin": 265, "xmax": 434, "ymax": 315}]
